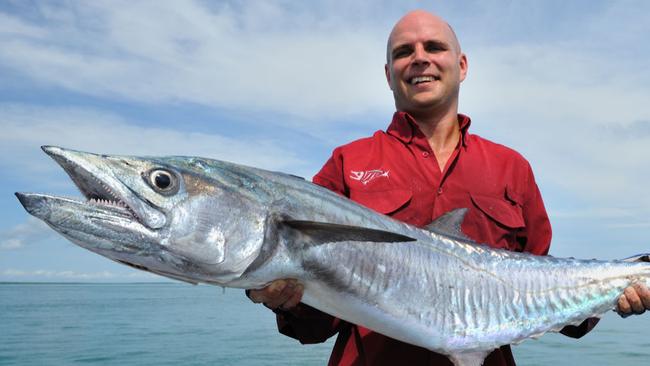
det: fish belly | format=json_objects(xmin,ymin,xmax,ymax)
[{"xmin": 299, "ymin": 240, "xmax": 650, "ymax": 354}]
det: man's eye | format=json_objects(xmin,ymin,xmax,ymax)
[
  {"xmin": 425, "ymin": 43, "xmax": 446, "ymax": 53},
  {"xmin": 393, "ymin": 49, "xmax": 411, "ymax": 59}
]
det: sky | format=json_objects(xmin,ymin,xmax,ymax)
[{"xmin": 1, "ymin": 0, "xmax": 649, "ymax": 282}]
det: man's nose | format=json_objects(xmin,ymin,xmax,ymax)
[{"xmin": 411, "ymin": 44, "xmax": 429, "ymax": 65}]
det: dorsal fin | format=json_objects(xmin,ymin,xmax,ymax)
[
  {"xmin": 283, "ymin": 220, "xmax": 416, "ymax": 244},
  {"xmin": 424, "ymin": 208, "xmax": 474, "ymax": 243}
]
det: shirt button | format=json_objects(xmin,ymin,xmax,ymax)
[{"xmin": 422, "ymin": 151, "xmax": 429, "ymax": 158}]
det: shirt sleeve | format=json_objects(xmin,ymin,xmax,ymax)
[
  {"xmin": 276, "ymin": 303, "xmax": 343, "ymax": 344},
  {"xmin": 312, "ymin": 147, "xmax": 348, "ymax": 196},
  {"xmin": 516, "ymin": 164, "xmax": 552, "ymax": 256},
  {"xmin": 518, "ymin": 163, "xmax": 599, "ymax": 338},
  {"xmin": 274, "ymin": 148, "xmax": 349, "ymax": 344}
]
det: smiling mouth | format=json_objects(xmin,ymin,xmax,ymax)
[{"xmin": 409, "ymin": 75, "xmax": 439, "ymax": 85}]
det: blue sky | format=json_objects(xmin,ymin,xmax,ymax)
[{"xmin": 1, "ymin": 0, "xmax": 649, "ymax": 282}]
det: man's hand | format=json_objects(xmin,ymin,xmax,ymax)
[
  {"xmin": 247, "ymin": 279, "xmax": 304, "ymax": 311},
  {"xmin": 617, "ymin": 283, "xmax": 650, "ymax": 317}
]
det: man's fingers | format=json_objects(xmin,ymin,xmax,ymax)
[
  {"xmin": 248, "ymin": 290, "xmax": 259, "ymax": 303},
  {"xmin": 617, "ymin": 294, "xmax": 631, "ymax": 315},
  {"xmin": 623, "ymin": 286, "xmax": 645, "ymax": 314},
  {"xmin": 248, "ymin": 279, "xmax": 289, "ymax": 304},
  {"xmin": 281, "ymin": 284, "xmax": 304, "ymax": 310},
  {"xmin": 247, "ymin": 288, "xmax": 264, "ymax": 303},
  {"xmin": 264, "ymin": 280, "xmax": 295, "ymax": 309},
  {"xmin": 246, "ymin": 279, "xmax": 303, "ymax": 310},
  {"xmin": 635, "ymin": 284, "xmax": 650, "ymax": 309}
]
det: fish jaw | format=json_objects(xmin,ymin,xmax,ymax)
[
  {"xmin": 41, "ymin": 145, "xmax": 166, "ymax": 229},
  {"xmin": 14, "ymin": 191, "xmax": 169, "ymax": 273},
  {"xmin": 15, "ymin": 192, "xmax": 226, "ymax": 286},
  {"xmin": 15, "ymin": 192, "xmax": 155, "ymax": 250}
]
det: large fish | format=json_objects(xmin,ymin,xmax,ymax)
[{"xmin": 15, "ymin": 146, "xmax": 650, "ymax": 366}]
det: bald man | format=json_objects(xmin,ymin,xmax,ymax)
[{"xmin": 247, "ymin": 10, "xmax": 650, "ymax": 366}]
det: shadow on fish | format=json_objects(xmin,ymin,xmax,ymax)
[{"xmin": 15, "ymin": 146, "xmax": 650, "ymax": 366}]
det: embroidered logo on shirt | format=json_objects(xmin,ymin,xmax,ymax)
[{"xmin": 349, "ymin": 169, "xmax": 390, "ymax": 185}]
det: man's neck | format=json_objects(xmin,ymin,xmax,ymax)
[
  {"xmin": 408, "ymin": 108, "xmax": 461, "ymax": 171},
  {"xmin": 409, "ymin": 108, "xmax": 460, "ymax": 151}
]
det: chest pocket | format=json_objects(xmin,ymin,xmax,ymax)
[
  {"xmin": 349, "ymin": 188, "xmax": 412, "ymax": 215},
  {"xmin": 469, "ymin": 193, "xmax": 525, "ymax": 229},
  {"xmin": 467, "ymin": 189, "xmax": 525, "ymax": 251}
]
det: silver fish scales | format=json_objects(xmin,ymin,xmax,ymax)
[{"xmin": 15, "ymin": 146, "xmax": 650, "ymax": 366}]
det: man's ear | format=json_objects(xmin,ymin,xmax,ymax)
[
  {"xmin": 385, "ymin": 64, "xmax": 393, "ymax": 90},
  {"xmin": 459, "ymin": 53, "xmax": 468, "ymax": 82}
]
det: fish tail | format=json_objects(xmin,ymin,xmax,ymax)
[{"xmin": 621, "ymin": 253, "xmax": 650, "ymax": 263}]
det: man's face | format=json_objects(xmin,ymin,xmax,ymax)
[{"xmin": 385, "ymin": 13, "xmax": 467, "ymax": 115}]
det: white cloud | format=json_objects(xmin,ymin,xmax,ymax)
[
  {"xmin": 549, "ymin": 206, "xmax": 650, "ymax": 232},
  {"xmin": 459, "ymin": 14, "xmax": 650, "ymax": 222},
  {"xmin": 0, "ymin": 217, "xmax": 51, "ymax": 250},
  {"xmin": 0, "ymin": 12, "xmax": 47, "ymax": 38},
  {"xmin": 549, "ymin": 207, "xmax": 635, "ymax": 221},
  {"xmin": 0, "ymin": 1, "xmax": 393, "ymax": 120},
  {"xmin": 0, "ymin": 103, "xmax": 311, "ymax": 177},
  {"xmin": 465, "ymin": 44, "xmax": 650, "ymax": 128},
  {"xmin": 606, "ymin": 222, "xmax": 650, "ymax": 229},
  {"xmin": 1, "ymin": 239, "xmax": 22, "ymax": 250},
  {"xmin": 1, "ymin": 0, "xmax": 649, "ymax": 257}
]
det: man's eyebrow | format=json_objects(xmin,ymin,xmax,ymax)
[
  {"xmin": 391, "ymin": 43, "xmax": 412, "ymax": 54},
  {"xmin": 424, "ymin": 40, "xmax": 448, "ymax": 48},
  {"xmin": 391, "ymin": 39, "xmax": 449, "ymax": 54}
]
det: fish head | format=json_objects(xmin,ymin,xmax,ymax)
[{"xmin": 16, "ymin": 146, "xmax": 269, "ymax": 285}]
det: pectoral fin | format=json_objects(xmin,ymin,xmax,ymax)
[{"xmin": 283, "ymin": 220, "xmax": 416, "ymax": 244}]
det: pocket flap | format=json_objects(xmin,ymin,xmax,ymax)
[
  {"xmin": 470, "ymin": 193, "xmax": 524, "ymax": 229},
  {"xmin": 350, "ymin": 189, "xmax": 412, "ymax": 215}
]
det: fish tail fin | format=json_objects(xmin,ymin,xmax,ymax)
[
  {"xmin": 621, "ymin": 253, "xmax": 650, "ymax": 263},
  {"xmin": 621, "ymin": 253, "xmax": 650, "ymax": 289},
  {"xmin": 448, "ymin": 352, "xmax": 488, "ymax": 366}
]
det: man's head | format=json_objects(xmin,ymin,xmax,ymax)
[{"xmin": 385, "ymin": 10, "xmax": 467, "ymax": 117}]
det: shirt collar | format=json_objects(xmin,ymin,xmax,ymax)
[{"xmin": 387, "ymin": 111, "xmax": 472, "ymax": 147}]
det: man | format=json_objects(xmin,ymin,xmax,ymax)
[{"xmin": 247, "ymin": 10, "xmax": 650, "ymax": 365}]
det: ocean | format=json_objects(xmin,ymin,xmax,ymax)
[{"xmin": 1, "ymin": 283, "xmax": 648, "ymax": 365}]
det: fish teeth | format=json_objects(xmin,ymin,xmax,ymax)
[
  {"xmin": 88, "ymin": 197, "xmax": 127, "ymax": 208},
  {"xmin": 83, "ymin": 174, "xmax": 139, "ymax": 221},
  {"xmin": 83, "ymin": 175, "xmax": 131, "ymax": 209}
]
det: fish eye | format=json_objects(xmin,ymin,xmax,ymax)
[{"xmin": 146, "ymin": 169, "xmax": 178, "ymax": 195}]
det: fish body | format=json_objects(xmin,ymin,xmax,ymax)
[{"xmin": 16, "ymin": 146, "xmax": 650, "ymax": 366}]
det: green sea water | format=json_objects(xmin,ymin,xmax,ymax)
[{"xmin": 1, "ymin": 283, "xmax": 648, "ymax": 365}]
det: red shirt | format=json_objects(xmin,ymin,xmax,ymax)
[{"xmin": 276, "ymin": 112, "xmax": 594, "ymax": 365}]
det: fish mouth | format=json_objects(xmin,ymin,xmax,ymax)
[
  {"xmin": 29, "ymin": 146, "xmax": 165, "ymax": 229},
  {"xmin": 14, "ymin": 146, "xmax": 207, "ymax": 284},
  {"xmin": 16, "ymin": 188, "xmax": 199, "ymax": 285},
  {"xmin": 54, "ymin": 160, "xmax": 140, "ymax": 222}
]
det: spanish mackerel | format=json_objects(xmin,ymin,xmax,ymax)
[{"xmin": 15, "ymin": 146, "xmax": 650, "ymax": 366}]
